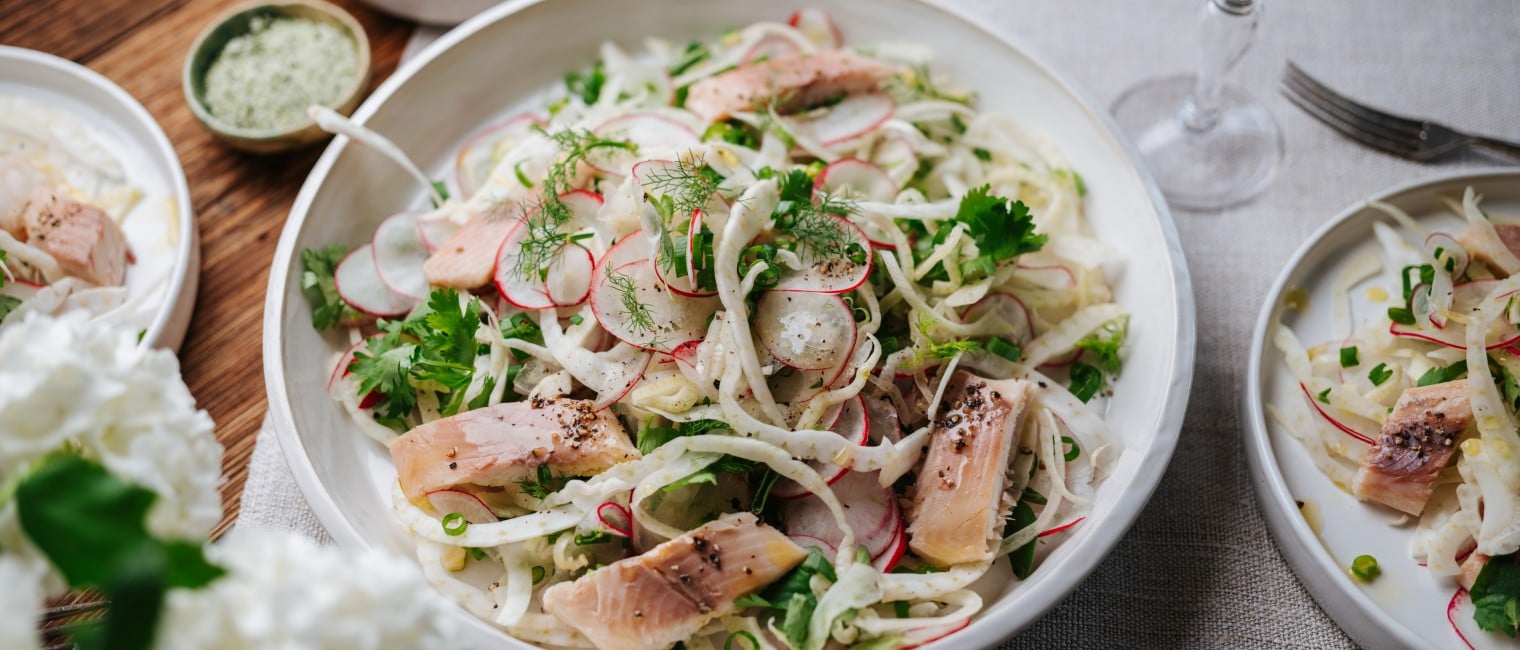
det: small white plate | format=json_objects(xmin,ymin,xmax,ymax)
[
  {"xmin": 1245, "ymin": 168, "xmax": 1520, "ymax": 649},
  {"xmin": 264, "ymin": 1, "xmax": 1196, "ymax": 647},
  {"xmin": 0, "ymin": 46, "xmax": 198, "ymax": 351}
]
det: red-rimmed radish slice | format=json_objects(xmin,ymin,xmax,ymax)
[
  {"xmin": 591, "ymin": 346, "xmax": 653, "ymax": 411},
  {"xmin": 632, "ymin": 159, "xmax": 682, "ymax": 199},
  {"xmin": 961, "ymin": 292, "xmax": 1033, "ymax": 343},
  {"xmin": 426, "ymin": 490, "xmax": 498, "ymax": 524},
  {"xmin": 543, "ymin": 244, "xmax": 594, "ymax": 307},
  {"xmin": 336, "ymin": 243, "xmax": 415, "ymax": 317},
  {"xmin": 1448, "ymin": 588, "xmax": 1479, "ymax": 650},
  {"xmin": 1426, "ymin": 231, "xmax": 1470, "ymax": 279},
  {"xmin": 373, "ymin": 211, "xmax": 431, "ymax": 300},
  {"xmin": 492, "ymin": 220, "xmax": 555, "ymax": 310},
  {"xmin": 780, "ymin": 468, "xmax": 899, "ymax": 558},
  {"xmin": 772, "ymin": 215, "xmax": 873, "ymax": 293},
  {"xmin": 901, "ymin": 619, "xmax": 971, "ymax": 648},
  {"xmin": 596, "ymin": 501, "xmax": 633, "ymax": 538},
  {"xmin": 873, "ymin": 133, "xmax": 917, "ymax": 183},
  {"xmin": 864, "ymin": 396, "xmax": 903, "ymax": 444},
  {"xmin": 872, "ymin": 520, "xmax": 905, "ymax": 571},
  {"xmin": 785, "ymin": 533, "xmax": 839, "ymax": 555},
  {"xmin": 327, "ymin": 338, "xmax": 383, "ymax": 409},
  {"xmin": 591, "ymin": 114, "xmax": 700, "ymax": 175},
  {"xmin": 741, "ymin": 35, "xmax": 802, "ymax": 65},
  {"xmin": 1298, "ymin": 383, "xmax": 1375, "ymax": 445},
  {"xmin": 1014, "ymin": 262, "xmax": 1077, "ymax": 289},
  {"xmin": 557, "ymin": 189, "xmax": 606, "ymax": 232},
  {"xmin": 589, "ymin": 256, "xmax": 718, "ymax": 352},
  {"xmin": 415, "ymin": 217, "xmax": 459, "ymax": 253},
  {"xmin": 754, "ymin": 290, "xmax": 856, "ymax": 371},
  {"xmin": 773, "ymin": 396, "xmax": 870, "ymax": 499},
  {"xmin": 454, "ymin": 114, "xmax": 545, "ymax": 198},
  {"xmin": 1390, "ymin": 279, "xmax": 1520, "ymax": 349},
  {"xmin": 816, "ymin": 158, "xmax": 897, "ymax": 202},
  {"xmin": 667, "ymin": 208, "xmax": 719, "ymax": 298},
  {"xmin": 1039, "ymin": 516, "xmax": 1085, "ymax": 538},
  {"xmin": 796, "ymin": 92, "xmax": 894, "ymax": 146},
  {"xmin": 787, "ymin": 9, "xmax": 843, "ymax": 48}
]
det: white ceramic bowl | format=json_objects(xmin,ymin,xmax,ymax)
[
  {"xmin": 356, "ymin": 0, "xmax": 501, "ymax": 26},
  {"xmin": 263, "ymin": 1, "xmax": 1196, "ymax": 646},
  {"xmin": 0, "ymin": 46, "xmax": 199, "ymax": 351},
  {"xmin": 1245, "ymin": 169, "xmax": 1520, "ymax": 649}
]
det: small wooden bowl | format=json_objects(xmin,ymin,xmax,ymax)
[{"xmin": 183, "ymin": 0, "xmax": 371, "ymax": 154}]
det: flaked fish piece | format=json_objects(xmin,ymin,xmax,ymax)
[
  {"xmin": 685, "ymin": 50, "xmax": 896, "ymax": 122},
  {"xmin": 1459, "ymin": 222, "xmax": 1520, "ymax": 273},
  {"xmin": 1352, "ymin": 380, "xmax": 1472, "ymax": 516},
  {"xmin": 542, "ymin": 512, "xmax": 806, "ymax": 650},
  {"xmin": 390, "ymin": 398, "xmax": 639, "ymax": 511},
  {"xmin": 1461, "ymin": 551, "xmax": 1489, "ymax": 590},
  {"xmin": 0, "ymin": 156, "xmax": 44, "ymax": 239},
  {"xmin": 907, "ymin": 371, "xmax": 1033, "ymax": 568},
  {"xmin": 421, "ymin": 212, "xmax": 517, "ymax": 289},
  {"xmin": 21, "ymin": 187, "xmax": 131, "ymax": 286}
]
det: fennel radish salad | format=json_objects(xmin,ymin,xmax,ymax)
[
  {"xmin": 300, "ymin": 12, "xmax": 1128, "ymax": 650},
  {"xmin": 1271, "ymin": 188, "xmax": 1520, "ymax": 643}
]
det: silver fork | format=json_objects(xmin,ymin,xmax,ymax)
[{"xmin": 1281, "ymin": 61, "xmax": 1520, "ymax": 163}]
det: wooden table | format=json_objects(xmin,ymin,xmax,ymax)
[{"xmin": 0, "ymin": 0, "xmax": 413, "ymax": 535}]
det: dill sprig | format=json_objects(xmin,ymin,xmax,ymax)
[
  {"xmin": 511, "ymin": 128, "xmax": 635, "ymax": 281},
  {"xmin": 771, "ymin": 168, "xmax": 860, "ymax": 262},
  {"xmin": 604, "ymin": 265, "xmax": 657, "ymax": 337},
  {"xmin": 639, "ymin": 152, "xmax": 721, "ymax": 218}
]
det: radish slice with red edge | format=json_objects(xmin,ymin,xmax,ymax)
[
  {"xmin": 328, "ymin": 339, "xmax": 380, "ymax": 409},
  {"xmin": 590, "ymin": 114, "xmax": 700, "ymax": 176},
  {"xmin": 741, "ymin": 35, "xmax": 802, "ymax": 65},
  {"xmin": 816, "ymin": 158, "xmax": 897, "ymax": 203},
  {"xmin": 872, "ymin": 521, "xmax": 905, "ymax": 571},
  {"xmin": 454, "ymin": 114, "xmax": 544, "ymax": 198},
  {"xmin": 1426, "ymin": 231, "xmax": 1469, "ymax": 279},
  {"xmin": 772, "ymin": 396, "xmax": 870, "ymax": 499},
  {"xmin": 493, "ymin": 220, "xmax": 556, "ymax": 310},
  {"xmin": 1299, "ymin": 383, "xmax": 1375, "ymax": 445},
  {"xmin": 772, "ymin": 215, "xmax": 873, "ymax": 293},
  {"xmin": 864, "ymin": 396, "xmax": 903, "ymax": 444},
  {"xmin": 494, "ymin": 191, "xmax": 604, "ymax": 310},
  {"xmin": 426, "ymin": 490, "xmax": 498, "ymax": 524},
  {"xmin": 335, "ymin": 243, "xmax": 415, "ymax": 317},
  {"xmin": 595, "ymin": 501, "xmax": 633, "ymax": 538},
  {"xmin": 961, "ymin": 292, "xmax": 1033, "ymax": 344},
  {"xmin": 795, "ymin": 92, "xmax": 894, "ymax": 146},
  {"xmin": 1448, "ymin": 588, "xmax": 1479, "ymax": 650},
  {"xmin": 415, "ymin": 217, "xmax": 459, "ymax": 253},
  {"xmin": 754, "ymin": 290, "xmax": 856, "ymax": 371},
  {"xmin": 556, "ymin": 189, "xmax": 605, "ymax": 233},
  {"xmin": 787, "ymin": 9, "xmax": 843, "ymax": 48},
  {"xmin": 780, "ymin": 468, "xmax": 899, "ymax": 558},
  {"xmin": 1390, "ymin": 280, "xmax": 1520, "ymax": 349},
  {"xmin": 373, "ymin": 211, "xmax": 432, "ymax": 300},
  {"xmin": 631, "ymin": 159, "xmax": 682, "ymax": 199},
  {"xmin": 590, "ymin": 255, "xmax": 718, "ymax": 353},
  {"xmin": 543, "ymin": 244, "xmax": 594, "ymax": 307}
]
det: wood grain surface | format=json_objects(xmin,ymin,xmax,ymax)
[{"xmin": 0, "ymin": 0, "xmax": 414, "ymax": 536}]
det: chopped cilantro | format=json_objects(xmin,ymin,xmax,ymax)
[
  {"xmin": 565, "ymin": 59, "xmax": 606, "ymax": 105},
  {"xmin": 953, "ymin": 185, "xmax": 1046, "ymax": 270},
  {"xmin": 1472, "ymin": 553, "xmax": 1520, "ymax": 636},
  {"xmin": 1074, "ymin": 316, "xmax": 1129, "ymax": 375},
  {"xmin": 1316, "ymin": 387, "xmax": 1332, "ymax": 403},
  {"xmin": 299, "ymin": 244, "xmax": 360, "ymax": 329},
  {"xmin": 1417, "ymin": 360, "xmax": 1467, "ymax": 387},
  {"xmin": 637, "ymin": 419, "xmax": 730, "ymax": 455}
]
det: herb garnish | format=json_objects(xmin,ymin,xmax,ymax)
[
  {"xmin": 1472, "ymin": 553, "xmax": 1520, "ymax": 636},
  {"xmin": 1367, "ymin": 363, "xmax": 1393, "ymax": 387},
  {"xmin": 604, "ymin": 265, "xmax": 658, "ymax": 338},
  {"xmin": 299, "ymin": 244, "xmax": 361, "ymax": 329},
  {"xmin": 1068, "ymin": 362, "xmax": 1104, "ymax": 402},
  {"xmin": 953, "ymin": 185, "xmax": 1046, "ymax": 269},
  {"xmin": 1339, "ymin": 346, "xmax": 1359, "ymax": 368},
  {"xmin": 512, "ymin": 128, "xmax": 635, "ymax": 282}
]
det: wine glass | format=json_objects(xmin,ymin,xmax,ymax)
[{"xmin": 1110, "ymin": 0, "xmax": 1282, "ymax": 211}]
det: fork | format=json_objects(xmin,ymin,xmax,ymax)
[{"xmin": 1281, "ymin": 61, "xmax": 1520, "ymax": 163}]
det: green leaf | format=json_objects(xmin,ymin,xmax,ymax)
[
  {"xmin": 1471, "ymin": 553, "xmax": 1520, "ymax": 636},
  {"xmin": 952, "ymin": 185, "xmax": 1046, "ymax": 265},
  {"xmin": 1006, "ymin": 499, "xmax": 1037, "ymax": 579},
  {"xmin": 1068, "ymin": 362, "xmax": 1104, "ymax": 402},
  {"xmin": 348, "ymin": 334, "xmax": 419, "ymax": 418},
  {"xmin": 1074, "ymin": 316, "xmax": 1129, "ymax": 375},
  {"xmin": 1367, "ymin": 363, "xmax": 1393, "ymax": 387},
  {"xmin": 0, "ymin": 294, "xmax": 19, "ymax": 322},
  {"xmin": 299, "ymin": 244, "xmax": 359, "ymax": 330},
  {"xmin": 430, "ymin": 180, "xmax": 450, "ymax": 206},
  {"xmin": 987, "ymin": 337, "xmax": 1022, "ymax": 363},
  {"xmin": 565, "ymin": 59, "xmax": 606, "ymax": 104},
  {"xmin": 1417, "ymin": 360, "xmax": 1467, "ymax": 387}
]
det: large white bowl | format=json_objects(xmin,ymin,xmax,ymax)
[
  {"xmin": 263, "ymin": 1, "xmax": 1196, "ymax": 647},
  {"xmin": 0, "ymin": 46, "xmax": 199, "ymax": 351}
]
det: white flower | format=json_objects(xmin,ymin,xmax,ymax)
[
  {"xmin": 155, "ymin": 530, "xmax": 457, "ymax": 650},
  {"xmin": 0, "ymin": 555, "xmax": 44, "ymax": 650},
  {"xmin": 0, "ymin": 313, "xmax": 223, "ymax": 555}
]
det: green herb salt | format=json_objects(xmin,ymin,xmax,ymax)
[{"xmin": 202, "ymin": 15, "xmax": 358, "ymax": 131}]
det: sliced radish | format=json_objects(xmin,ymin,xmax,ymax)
[
  {"xmin": 543, "ymin": 244, "xmax": 594, "ymax": 307},
  {"xmin": 596, "ymin": 501, "xmax": 633, "ymax": 538},
  {"xmin": 415, "ymin": 216, "xmax": 460, "ymax": 253},
  {"xmin": 675, "ymin": 209, "xmax": 719, "ymax": 298},
  {"xmin": 780, "ymin": 468, "xmax": 899, "ymax": 559},
  {"xmin": 589, "ymin": 252, "xmax": 718, "ymax": 352},
  {"xmin": 1039, "ymin": 516, "xmax": 1085, "ymax": 538},
  {"xmin": 793, "ymin": 92, "xmax": 894, "ymax": 146},
  {"xmin": 773, "ymin": 215, "xmax": 873, "ymax": 294},
  {"xmin": 816, "ymin": 158, "xmax": 897, "ymax": 203},
  {"xmin": 426, "ymin": 490, "xmax": 498, "ymax": 524},
  {"xmin": 1390, "ymin": 281, "xmax": 1520, "ymax": 350},
  {"xmin": 454, "ymin": 114, "xmax": 545, "ymax": 198},
  {"xmin": 592, "ymin": 345, "xmax": 653, "ymax": 411},
  {"xmin": 863, "ymin": 396, "xmax": 902, "ymax": 444},
  {"xmin": 632, "ymin": 159, "xmax": 682, "ymax": 199},
  {"xmin": 773, "ymin": 396, "xmax": 870, "ymax": 499},
  {"xmin": 591, "ymin": 114, "xmax": 701, "ymax": 176},
  {"xmin": 335, "ymin": 243, "xmax": 415, "ymax": 317},
  {"xmin": 787, "ymin": 9, "xmax": 843, "ymax": 48},
  {"xmin": 872, "ymin": 521, "xmax": 905, "ymax": 572},
  {"xmin": 1014, "ymin": 262, "xmax": 1077, "ymax": 290},
  {"xmin": 492, "ymin": 219, "xmax": 555, "ymax": 310},
  {"xmin": 742, "ymin": 35, "xmax": 802, "ymax": 65},
  {"xmin": 327, "ymin": 339, "xmax": 384, "ymax": 409},
  {"xmin": 1299, "ymin": 383, "xmax": 1376, "ymax": 445},
  {"xmin": 556, "ymin": 189, "xmax": 605, "ymax": 233},
  {"xmin": 372, "ymin": 211, "xmax": 431, "ymax": 300},
  {"xmin": 754, "ymin": 290, "xmax": 856, "ymax": 371},
  {"xmin": 1426, "ymin": 231, "xmax": 1470, "ymax": 279},
  {"xmin": 786, "ymin": 533, "xmax": 839, "ymax": 555},
  {"xmin": 961, "ymin": 292, "xmax": 1033, "ymax": 343},
  {"xmin": 1448, "ymin": 588, "xmax": 1478, "ymax": 650}
]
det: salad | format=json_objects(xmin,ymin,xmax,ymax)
[
  {"xmin": 1272, "ymin": 187, "xmax": 1520, "ymax": 644},
  {"xmin": 302, "ymin": 11, "xmax": 1128, "ymax": 649},
  {"xmin": 0, "ymin": 95, "xmax": 153, "ymax": 332}
]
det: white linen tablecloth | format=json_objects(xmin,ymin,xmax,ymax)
[{"xmin": 240, "ymin": 1, "xmax": 1520, "ymax": 647}]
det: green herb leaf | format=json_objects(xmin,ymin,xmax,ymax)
[
  {"xmin": 1074, "ymin": 316, "xmax": 1129, "ymax": 375},
  {"xmin": 0, "ymin": 294, "xmax": 19, "ymax": 323},
  {"xmin": 1367, "ymin": 362, "xmax": 1393, "ymax": 387},
  {"xmin": 1006, "ymin": 499, "xmax": 1037, "ymax": 579},
  {"xmin": 1417, "ymin": 360, "xmax": 1468, "ymax": 387},
  {"xmin": 953, "ymin": 185, "xmax": 1046, "ymax": 267},
  {"xmin": 430, "ymin": 180, "xmax": 450, "ymax": 206},
  {"xmin": 1316, "ymin": 387, "xmax": 1332, "ymax": 403},
  {"xmin": 1068, "ymin": 362, "xmax": 1104, "ymax": 402},
  {"xmin": 1472, "ymin": 553, "xmax": 1520, "ymax": 636},
  {"xmin": 565, "ymin": 59, "xmax": 606, "ymax": 105},
  {"xmin": 299, "ymin": 244, "xmax": 360, "ymax": 330}
]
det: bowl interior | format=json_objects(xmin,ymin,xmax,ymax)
[
  {"xmin": 266, "ymin": 0, "xmax": 1193, "ymax": 646},
  {"xmin": 185, "ymin": 0, "xmax": 370, "ymax": 139}
]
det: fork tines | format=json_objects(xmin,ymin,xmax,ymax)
[{"xmin": 1280, "ymin": 61, "xmax": 1430, "ymax": 158}]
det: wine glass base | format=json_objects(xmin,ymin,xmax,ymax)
[{"xmin": 1111, "ymin": 74, "xmax": 1283, "ymax": 211}]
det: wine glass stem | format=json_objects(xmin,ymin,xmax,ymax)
[{"xmin": 1181, "ymin": 0, "xmax": 1261, "ymax": 132}]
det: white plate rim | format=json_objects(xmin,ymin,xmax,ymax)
[
  {"xmin": 262, "ymin": 0, "xmax": 1197, "ymax": 646},
  {"xmin": 1243, "ymin": 167, "xmax": 1520, "ymax": 650},
  {"xmin": 0, "ymin": 46, "xmax": 199, "ymax": 351}
]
